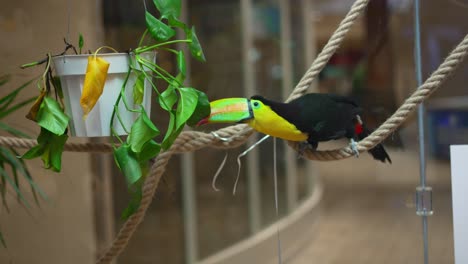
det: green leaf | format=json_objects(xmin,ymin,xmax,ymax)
[
  {"xmin": 36, "ymin": 97, "xmax": 69, "ymax": 136},
  {"xmin": 0, "ymin": 159, "xmax": 8, "ymax": 212},
  {"xmin": 133, "ymin": 72, "xmax": 145, "ymax": 105},
  {"xmin": 145, "ymin": 11, "xmax": 175, "ymax": 42},
  {"xmin": 138, "ymin": 140, "xmax": 161, "ymax": 161},
  {"xmin": 21, "ymin": 145, "xmax": 45, "ymax": 159},
  {"xmin": 159, "ymin": 86, "xmax": 178, "ymax": 111},
  {"xmin": 162, "ymin": 111, "xmax": 184, "ymax": 150},
  {"xmin": 78, "ymin": 33, "xmax": 84, "ymax": 54},
  {"xmin": 0, "ymin": 231, "xmax": 6, "ymax": 248},
  {"xmin": 21, "ymin": 128, "xmax": 67, "ymax": 172},
  {"xmin": 128, "ymin": 111, "xmax": 160, "ymax": 153},
  {"xmin": 168, "ymin": 15, "xmax": 187, "ymax": 30},
  {"xmin": 114, "ymin": 144, "xmax": 142, "ymax": 186},
  {"xmin": 121, "ymin": 187, "xmax": 142, "ymax": 220},
  {"xmin": 0, "ymin": 166, "xmax": 29, "ymax": 207},
  {"xmin": 47, "ymin": 133, "xmax": 68, "ymax": 172},
  {"xmin": 0, "ymin": 96, "xmax": 36, "ymax": 120},
  {"xmin": 175, "ymin": 87, "xmax": 198, "ymax": 130},
  {"xmin": 0, "ymin": 75, "xmax": 10, "ymax": 87},
  {"xmin": 177, "ymin": 51, "xmax": 186, "ymax": 77},
  {"xmin": 10, "ymin": 148, "xmax": 48, "ymax": 205},
  {"xmin": 187, "ymin": 26, "xmax": 206, "ymax": 62},
  {"xmin": 0, "ymin": 121, "xmax": 31, "ymax": 138},
  {"xmin": 52, "ymin": 76, "xmax": 64, "ymax": 99},
  {"xmin": 11, "ymin": 160, "xmax": 20, "ymax": 202},
  {"xmin": 0, "ymin": 77, "xmax": 35, "ymax": 113},
  {"xmin": 186, "ymin": 90, "xmax": 210, "ymax": 127},
  {"xmin": 153, "ymin": 0, "xmax": 181, "ymax": 19}
]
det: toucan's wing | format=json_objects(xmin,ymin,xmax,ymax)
[{"xmin": 288, "ymin": 94, "xmax": 362, "ymax": 141}]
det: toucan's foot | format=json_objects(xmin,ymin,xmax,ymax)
[
  {"xmin": 349, "ymin": 138, "xmax": 359, "ymax": 158},
  {"xmin": 297, "ymin": 141, "xmax": 315, "ymax": 159}
]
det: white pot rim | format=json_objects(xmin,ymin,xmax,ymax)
[{"xmin": 52, "ymin": 51, "xmax": 155, "ymax": 76}]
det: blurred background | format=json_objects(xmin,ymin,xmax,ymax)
[{"xmin": 0, "ymin": 0, "xmax": 467, "ymax": 263}]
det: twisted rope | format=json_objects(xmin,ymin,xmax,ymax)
[
  {"xmin": 287, "ymin": 0, "xmax": 370, "ymax": 102},
  {"xmin": 0, "ymin": 0, "xmax": 465, "ymax": 262}
]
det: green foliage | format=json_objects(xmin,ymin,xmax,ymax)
[
  {"xmin": 175, "ymin": 87, "xmax": 199, "ymax": 130},
  {"xmin": 0, "ymin": 76, "xmax": 48, "ymax": 247},
  {"xmin": 153, "ymin": 0, "xmax": 181, "ymax": 20},
  {"xmin": 114, "ymin": 144, "xmax": 142, "ymax": 186},
  {"xmin": 36, "ymin": 97, "xmax": 69, "ymax": 136},
  {"xmin": 110, "ymin": 0, "xmax": 210, "ymax": 218},
  {"xmin": 186, "ymin": 90, "xmax": 210, "ymax": 127},
  {"xmin": 19, "ymin": 0, "xmax": 211, "ymax": 221},
  {"xmin": 128, "ymin": 111, "xmax": 160, "ymax": 153},
  {"xmin": 78, "ymin": 33, "xmax": 84, "ymax": 54},
  {"xmin": 187, "ymin": 27, "xmax": 206, "ymax": 62},
  {"xmin": 133, "ymin": 72, "xmax": 145, "ymax": 105},
  {"xmin": 176, "ymin": 51, "xmax": 186, "ymax": 77},
  {"xmin": 145, "ymin": 12, "xmax": 175, "ymax": 42},
  {"xmin": 22, "ymin": 128, "xmax": 68, "ymax": 172}
]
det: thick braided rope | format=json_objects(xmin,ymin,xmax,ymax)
[
  {"xmin": 291, "ymin": 33, "xmax": 468, "ymax": 161},
  {"xmin": 287, "ymin": 0, "xmax": 370, "ymax": 102},
  {"xmin": 97, "ymin": 150, "xmax": 173, "ymax": 263},
  {"xmin": 95, "ymin": 33, "xmax": 468, "ymax": 264},
  {"xmin": 0, "ymin": 136, "xmax": 113, "ymax": 152},
  {"xmin": 95, "ymin": 124, "xmax": 253, "ymax": 264}
]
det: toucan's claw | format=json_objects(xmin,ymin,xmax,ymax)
[
  {"xmin": 297, "ymin": 141, "xmax": 314, "ymax": 159},
  {"xmin": 349, "ymin": 138, "xmax": 359, "ymax": 158}
]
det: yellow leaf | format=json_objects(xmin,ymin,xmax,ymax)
[
  {"xmin": 80, "ymin": 56, "xmax": 110, "ymax": 118},
  {"xmin": 26, "ymin": 90, "xmax": 47, "ymax": 121}
]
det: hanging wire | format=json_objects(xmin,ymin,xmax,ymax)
[
  {"xmin": 413, "ymin": 0, "xmax": 430, "ymax": 263},
  {"xmin": 66, "ymin": 0, "xmax": 72, "ymax": 44},
  {"xmin": 211, "ymin": 152, "xmax": 228, "ymax": 192},
  {"xmin": 64, "ymin": 0, "xmax": 72, "ymax": 63},
  {"xmin": 233, "ymin": 135, "xmax": 270, "ymax": 194},
  {"xmin": 273, "ymin": 137, "xmax": 282, "ymax": 264}
]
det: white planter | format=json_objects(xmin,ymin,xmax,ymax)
[{"xmin": 53, "ymin": 52, "xmax": 154, "ymax": 137}]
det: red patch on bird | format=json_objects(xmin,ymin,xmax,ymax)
[{"xmin": 355, "ymin": 123, "xmax": 363, "ymax": 135}]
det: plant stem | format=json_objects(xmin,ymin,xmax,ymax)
[
  {"xmin": 42, "ymin": 54, "xmax": 52, "ymax": 93},
  {"xmin": 160, "ymin": 47, "xmax": 178, "ymax": 54},
  {"xmin": 115, "ymin": 107, "xmax": 130, "ymax": 134},
  {"xmin": 138, "ymin": 59, "xmax": 180, "ymax": 87},
  {"xmin": 135, "ymin": 39, "xmax": 191, "ymax": 54},
  {"xmin": 138, "ymin": 29, "xmax": 149, "ymax": 48},
  {"xmin": 110, "ymin": 63, "xmax": 133, "ymax": 141},
  {"xmin": 111, "ymin": 127, "xmax": 124, "ymax": 146},
  {"xmin": 20, "ymin": 61, "xmax": 41, "ymax": 69}
]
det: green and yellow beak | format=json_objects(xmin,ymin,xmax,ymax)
[{"xmin": 196, "ymin": 98, "xmax": 253, "ymax": 126}]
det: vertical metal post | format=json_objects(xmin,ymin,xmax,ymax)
[
  {"xmin": 301, "ymin": 0, "xmax": 319, "ymax": 195},
  {"xmin": 413, "ymin": 1, "xmax": 432, "ymax": 264},
  {"xmin": 241, "ymin": 0, "xmax": 262, "ymax": 233},
  {"xmin": 279, "ymin": 0, "xmax": 298, "ymax": 211},
  {"xmin": 179, "ymin": 1, "xmax": 198, "ymax": 263}
]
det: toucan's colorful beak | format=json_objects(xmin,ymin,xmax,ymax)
[{"xmin": 196, "ymin": 98, "xmax": 253, "ymax": 126}]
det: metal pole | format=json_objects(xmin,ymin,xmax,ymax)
[
  {"xmin": 279, "ymin": 0, "xmax": 298, "ymax": 212},
  {"xmin": 179, "ymin": 1, "xmax": 198, "ymax": 263},
  {"xmin": 413, "ymin": 1, "xmax": 432, "ymax": 263},
  {"xmin": 241, "ymin": 0, "xmax": 262, "ymax": 233},
  {"xmin": 301, "ymin": 0, "xmax": 319, "ymax": 195}
]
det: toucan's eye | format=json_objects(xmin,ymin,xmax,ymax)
[{"xmin": 253, "ymin": 101, "xmax": 259, "ymax": 108}]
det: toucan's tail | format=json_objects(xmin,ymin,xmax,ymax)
[{"xmin": 355, "ymin": 122, "xmax": 392, "ymax": 164}]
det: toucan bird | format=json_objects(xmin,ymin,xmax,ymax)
[{"xmin": 197, "ymin": 93, "xmax": 391, "ymax": 163}]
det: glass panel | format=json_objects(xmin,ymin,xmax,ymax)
[{"xmin": 188, "ymin": 0, "xmax": 251, "ymax": 259}]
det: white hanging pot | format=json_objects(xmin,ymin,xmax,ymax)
[{"xmin": 52, "ymin": 52, "xmax": 155, "ymax": 137}]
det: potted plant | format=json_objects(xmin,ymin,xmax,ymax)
[{"xmin": 19, "ymin": 0, "xmax": 210, "ymax": 217}]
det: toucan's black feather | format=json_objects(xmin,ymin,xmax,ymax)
[{"xmin": 251, "ymin": 93, "xmax": 391, "ymax": 163}]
